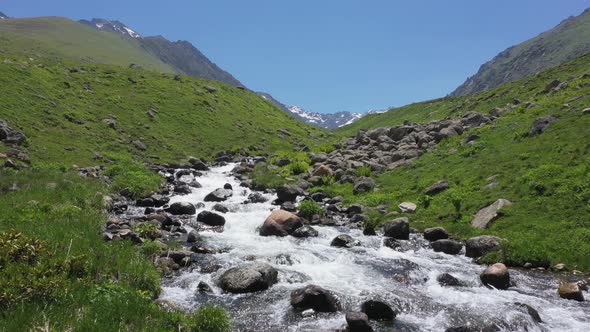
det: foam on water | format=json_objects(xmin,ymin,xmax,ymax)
[{"xmin": 154, "ymin": 164, "xmax": 590, "ymax": 332}]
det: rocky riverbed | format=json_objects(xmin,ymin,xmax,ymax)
[{"xmin": 109, "ymin": 162, "xmax": 590, "ymax": 332}]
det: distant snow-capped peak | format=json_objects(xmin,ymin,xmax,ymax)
[
  {"xmin": 287, "ymin": 105, "xmax": 366, "ymax": 129},
  {"xmin": 0, "ymin": 11, "xmax": 9, "ymax": 19},
  {"xmin": 79, "ymin": 18, "xmax": 141, "ymax": 38}
]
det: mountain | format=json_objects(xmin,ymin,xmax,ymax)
[
  {"xmin": 0, "ymin": 11, "xmax": 9, "ymax": 19},
  {"xmin": 257, "ymin": 92, "xmax": 365, "ymax": 128},
  {"xmin": 452, "ymin": 8, "xmax": 590, "ymax": 96},
  {"xmin": 79, "ymin": 18, "xmax": 141, "ymax": 38},
  {"xmin": 80, "ymin": 18, "xmax": 242, "ymax": 86}
]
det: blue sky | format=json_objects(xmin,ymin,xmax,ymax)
[{"xmin": 2, "ymin": 1, "xmax": 590, "ymax": 113}]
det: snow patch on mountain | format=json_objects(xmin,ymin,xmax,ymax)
[
  {"xmin": 287, "ymin": 106, "xmax": 366, "ymax": 128},
  {"xmin": 0, "ymin": 11, "xmax": 9, "ymax": 19},
  {"xmin": 79, "ymin": 18, "xmax": 141, "ymax": 38}
]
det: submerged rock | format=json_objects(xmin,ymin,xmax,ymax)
[
  {"xmin": 437, "ymin": 273, "xmax": 462, "ymax": 287},
  {"xmin": 290, "ymin": 284, "xmax": 341, "ymax": 312},
  {"xmin": 346, "ymin": 311, "xmax": 373, "ymax": 332},
  {"xmin": 360, "ymin": 300, "xmax": 397, "ymax": 321},
  {"xmin": 219, "ymin": 262, "xmax": 278, "ymax": 293}
]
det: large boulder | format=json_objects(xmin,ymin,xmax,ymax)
[
  {"xmin": 346, "ymin": 312, "xmax": 373, "ymax": 332},
  {"xmin": 423, "ymin": 227, "xmax": 449, "ymax": 241},
  {"xmin": 383, "ymin": 217, "xmax": 410, "ymax": 240},
  {"xmin": 424, "ymin": 180, "xmax": 449, "ymax": 195},
  {"xmin": 431, "ymin": 239, "xmax": 463, "ymax": 255},
  {"xmin": 360, "ymin": 300, "xmax": 397, "ymax": 321},
  {"xmin": 290, "ymin": 284, "xmax": 341, "ymax": 312},
  {"xmin": 276, "ymin": 185, "xmax": 304, "ymax": 202},
  {"xmin": 558, "ymin": 282, "xmax": 584, "ymax": 301},
  {"xmin": 470, "ymin": 199, "xmax": 512, "ymax": 229},
  {"xmin": 219, "ymin": 262, "xmax": 278, "ymax": 293},
  {"xmin": 353, "ymin": 177, "xmax": 375, "ymax": 195},
  {"xmin": 330, "ymin": 234, "xmax": 360, "ymax": 248},
  {"xmin": 465, "ymin": 235, "xmax": 503, "ymax": 258},
  {"xmin": 259, "ymin": 210, "xmax": 303, "ymax": 236},
  {"xmin": 204, "ymin": 188, "xmax": 233, "ymax": 202},
  {"xmin": 197, "ymin": 211, "xmax": 226, "ymax": 226},
  {"xmin": 480, "ymin": 263, "xmax": 510, "ymax": 290},
  {"xmin": 167, "ymin": 202, "xmax": 196, "ymax": 215}
]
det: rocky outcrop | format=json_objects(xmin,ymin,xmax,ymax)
[
  {"xmin": 219, "ymin": 262, "xmax": 278, "ymax": 293},
  {"xmin": 465, "ymin": 235, "xmax": 503, "ymax": 258},
  {"xmin": 480, "ymin": 263, "xmax": 510, "ymax": 290},
  {"xmin": 290, "ymin": 284, "xmax": 341, "ymax": 312},
  {"xmin": 259, "ymin": 210, "xmax": 303, "ymax": 236},
  {"xmin": 470, "ymin": 199, "xmax": 513, "ymax": 229}
]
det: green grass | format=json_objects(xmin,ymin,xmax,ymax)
[
  {"xmin": 0, "ymin": 53, "xmax": 328, "ymax": 166},
  {"xmin": 0, "ymin": 166, "xmax": 231, "ymax": 331},
  {"xmin": 328, "ymin": 54, "xmax": 590, "ymax": 270},
  {"xmin": 0, "ymin": 17, "xmax": 174, "ymax": 73},
  {"xmin": 298, "ymin": 200, "xmax": 325, "ymax": 219}
]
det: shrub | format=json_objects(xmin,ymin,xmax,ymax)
[
  {"xmin": 134, "ymin": 223, "xmax": 160, "ymax": 240},
  {"xmin": 187, "ymin": 306, "xmax": 232, "ymax": 332},
  {"xmin": 289, "ymin": 161, "xmax": 309, "ymax": 175},
  {"xmin": 298, "ymin": 200, "xmax": 324, "ymax": 219},
  {"xmin": 355, "ymin": 166, "xmax": 372, "ymax": 177}
]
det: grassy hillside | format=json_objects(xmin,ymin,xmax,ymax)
[
  {"xmin": 0, "ymin": 17, "xmax": 174, "ymax": 73},
  {"xmin": 324, "ymin": 55, "xmax": 590, "ymax": 270},
  {"xmin": 452, "ymin": 8, "xmax": 590, "ymax": 96},
  {"xmin": 0, "ymin": 54, "xmax": 327, "ymax": 166}
]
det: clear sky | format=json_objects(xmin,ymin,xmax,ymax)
[{"xmin": 2, "ymin": 1, "xmax": 590, "ymax": 113}]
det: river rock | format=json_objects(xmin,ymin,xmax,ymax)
[
  {"xmin": 188, "ymin": 157, "xmax": 209, "ymax": 171},
  {"xmin": 480, "ymin": 263, "xmax": 510, "ymax": 290},
  {"xmin": 259, "ymin": 210, "xmax": 303, "ymax": 236},
  {"xmin": 167, "ymin": 202, "xmax": 196, "ymax": 215},
  {"xmin": 204, "ymin": 188, "xmax": 233, "ymax": 202},
  {"xmin": 151, "ymin": 194, "xmax": 170, "ymax": 207},
  {"xmin": 292, "ymin": 225, "xmax": 319, "ymax": 238},
  {"xmin": 424, "ymin": 180, "xmax": 449, "ymax": 195},
  {"xmin": 353, "ymin": 177, "xmax": 375, "ymax": 195},
  {"xmin": 219, "ymin": 262, "xmax": 278, "ymax": 293},
  {"xmin": 558, "ymin": 282, "xmax": 584, "ymax": 301},
  {"xmin": 290, "ymin": 284, "xmax": 341, "ymax": 312},
  {"xmin": 197, "ymin": 211, "xmax": 226, "ymax": 226},
  {"xmin": 465, "ymin": 235, "xmax": 503, "ymax": 258},
  {"xmin": 437, "ymin": 273, "xmax": 462, "ymax": 287},
  {"xmin": 276, "ymin": 185, "xmax": 304, "ymax": 202},
  {"xmin": 346, "ymin": 311, "xmax": 373, "ymax": 332},
  {"xmin": 212, "ymin": 203, "xmax": 229, "ymax": 214},
  {"xmin": 431, "ymin": 239, "xmax": 463, "ymax": 255},
  {"xmin": 470, "ymin": 199, "xmax": 512, "ymax": 229},
  {"xmin": 330, "ymin": 234, "xmax": 360, "ymax": 248},
  {"xmin": 383, "ymin": 217, "xmax": 410, "ymax": 240},
  {"xmin": 515, "ymin": 303, "xmax": 542, "ymax": 323},
  {"xmin": 187, "ymin": 230, "xmax": 200, "ymax": 243},
  {"xmin": 197, "ymin": 281, "xmax": 213, "ymax": 293},
  {"xmin": 246, "ymin": 192, "xmax": 268, "ymax": 204},
  {"xmin": 360, "ymin": 300, "xmax": 397, "ymax": 320},
  {"xmin": 423, "ymin": 227, "xmax": 449, "ymax": 241}
]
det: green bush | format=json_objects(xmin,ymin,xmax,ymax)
[
  {"xmin": 289, "ymin": 161, "xmax": 309, "ymax": 175},
  {"xmin": 355, "ymin": 166, "xmax": 372, "ymax": 177},
  {"xmin": 298, "ymin": 200, "xmax": 324, "ymax": 219},
  {"xmin": 187, "ymin": 306, "xmax": 232, "ymax": 332}
]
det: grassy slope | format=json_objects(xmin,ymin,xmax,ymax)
[
  {"xmin": 0, "ymin": 54, "xmax": 327, "ymax": 166},
  {"xmin": 0, "ymin": 17, "xmax": 174, "ymax": 73},
  {"xmin": 328, "ymin": 55, "xmax": 590, "ymax": 270}
]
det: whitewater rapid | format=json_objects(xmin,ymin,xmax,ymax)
[{"xmin": 149, "ymin": 164, "xmax": 590, "ymax": 332}]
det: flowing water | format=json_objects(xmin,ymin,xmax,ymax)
[{"xmin": 124, "ymin": 164, "xmax": 589, "ymax": 331}]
